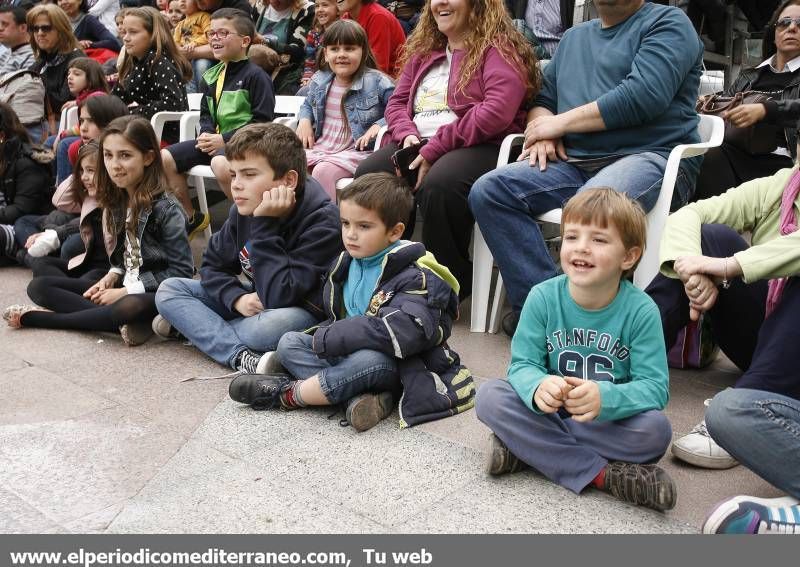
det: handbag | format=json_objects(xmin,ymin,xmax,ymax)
[
  {"xmin": 696, "ymin": 91, "xmax": 781, "ymax": 155},
  {"xmin": 667, "ymin": 314, "xmax": 719, "ymax": 370}
]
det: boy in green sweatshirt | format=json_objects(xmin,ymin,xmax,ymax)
[{"xmin": 476, "ymin": 188, "xmax": 676, "ymax": 512}]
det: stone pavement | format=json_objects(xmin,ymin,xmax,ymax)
[{"xmin": 0, "ymin": 266, "xmax": 781, "ymax": 534}]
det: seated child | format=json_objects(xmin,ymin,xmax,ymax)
[
  {"xmin": 162, "ymin": 8, "xmax": 275, "ymax": 238},
  {"xmin": 228, "ymin": 172, "xmax": 475, "ymax": 432},
  {"xmin": 172, "ymin": 0, "xmax": 213, "ymax": 94},
  {"xmin": 475, "ymin": 188, "xmax": 676, "ymax": 512},
  {"xmin": 167, "ymin": 0, "xmax": 184, "ymax": 30},
  {"xmin": 300, "ymin": 0, "xmax": 339, "ymax": 87},
  {"xmin": 154, "ymin": 122, "xmax": 342, "ymax": 375}
]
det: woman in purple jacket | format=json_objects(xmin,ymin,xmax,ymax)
[{"xmin": 355, "ymin": 0, "xmax": 539, "ymax": 297}]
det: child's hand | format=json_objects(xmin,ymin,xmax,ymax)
[
  {"xmin": 196, "ymin": 133, "xmax": 224, "ymax": 154},
  {"xmin": 355, "ymin": 124, "xmax": 380, "ymax": 151},
  {"xmin": 253, "ymin": 184, "xmax": 296, "ymax": 218},
  {"xmin": 79, "ymin": 40, "xmax": 93, "ymax": 49},
  {"xmin": 25, "ymin": 232, "xmax": 43, "ymax": 249},
  {"xmin": 182, "ymin": 44, "xmax": 195, "ymax": 54},
  {"xmin": 533, "ymin": 375, "xmax": 571, "ymax": 413},
  {"xmin": 300, "ymin": 77, "xmax": 310, "ymax": 87},
  {"xmin": 83, "ymin": 272, "xmax": 120, "ymax": 300},
  {"xmin": 234, "ymin": 292, "xmax": 264, "ymax": 317},
  {"xmin": 91, "ymin": 287, "xmax": 128, "ymax": 306},
  {"xmin": 563, "ymin": 376, "xmax": 601, "ymax": 422},
  {"xmin": 296, "ymin": 119, "xmax": 314, "ymax": 149}
]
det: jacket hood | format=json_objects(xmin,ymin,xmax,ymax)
[{"xmin": 383, "ymin": 241, "xmax": 459, "ymax": 294}]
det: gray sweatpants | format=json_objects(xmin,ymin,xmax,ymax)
[{"xmin": 476, "ymin": 380, "xmax": 672, "ymax": 493}]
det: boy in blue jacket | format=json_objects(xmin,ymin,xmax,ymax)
[
  {"xmin": 476, "ymin": 188, "xmax": 676, "ymax": 512},
  {"xmin": 229, "ymin": 173, "xmax": 475, "ymax": 432},
  {"xmin": 154, "ymin": 122, "xmax": 342, "ymax": 375}
]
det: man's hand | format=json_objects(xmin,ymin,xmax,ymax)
[
  {"xmin": 355, "ymin": 124, "xmax": 381, "ymax": 151},
  {"xmin": 83, "ymin": 272, "xmax": 121, "ymax": 301},
  {"xmin": 296, "ymin": 119, "xmax": 315, "ymax": 149},
  {"xmin": 408, "ymin": 153, "xmax": 431, "ymax": 192},
  {"xmin": 563, "ymin": 376, "xmax": 601, "ymax": 422},
  {"xmin": 253, "ymin": 184, "xmax": 296, "ymax": 217},
  {"xmin": 79, "ymin": 40, "xmax": 93, "ymax": 50},
  {"xmin": 533, "ymin": 375, "xmax": 572, "ymax": 413},
  {"xmin": 683, "ymin": 273, "xmax": 719, "ymax": 321},
  {"xmin": 724, "ymin": 103, "xmax": 766, "ymax": 128},
  {"xmin": 234, "ymin": 292, "xmax": 264, "ymax": 317},
  {"xmin": 519, "ymin": 138, "xmax": 568, "ymax": 171},
  {"xmin": 195, "ymin": 132, "xmax": 225, "ymax": 154}
]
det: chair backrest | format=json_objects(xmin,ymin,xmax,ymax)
[
  {"xmin": 56, "ymin": 106, "xmax": 79, "ymax": 139},
  {"xmin": 187, "ymin": 92, "xmax": 203, "ymax": 111},
  {"xmin": 275, "ymin": 95, "xmax": 304, "ymax": 117}
]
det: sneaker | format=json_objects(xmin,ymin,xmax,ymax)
[
  {"xmin": 119, "ymin": 322, "xmax": 153, "ymax": 346},
  {"xmin": 255, "ymin": 350, "xmax": 286, "ymax": 375},
  {"xmin": 501, "ymin": 311, "xmax": 519, "ymax": 338},
  {"xmin": 344, "ymin": 391, "xmax": 394, "ymax": 432},
  {"xmin": 151, "ymin": 314, "xmax": 183, "ymax": 340},
  {"xmin": 233, "ymin": 349, "xmax": 269, "ymax": 375},
  {"xmin": 703, "ymin": 495, "xmax": 800, "ymax": 534},
  {"xmin": 228, "ymin": 373, "xmax": 293, "ymax": 409},
  {"xmin": 672, "ymin": 420, "xmax": 738, "ymax": 469},
  {"xmin": 186, "ymin": 211, "xmax": 211, "ymax": 240},
  {"xmin": 485, "ymin": 433, "xmax": 528, "ymax": 476},
  {"xmin": 602, "ymin": 461, "xmax": 677, "ymax": 512},
  {"xmin": 3, "ymin": 304, "xmax": 44, "ymax": 328}
]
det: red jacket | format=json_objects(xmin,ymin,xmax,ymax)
[
  {"xmin": 385, "ymin": 47, "xmax": 529, "ymax": 164},
  {"xmin": 344, "ymin": 3, "xmax": 405, "ymax": 77}
]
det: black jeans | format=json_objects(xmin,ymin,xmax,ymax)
[
  {"xmin": 646, "ymin": 223, "xmax": 800, "ymax": 398},
  {"xmin": 356, "ymin": 143, "xmax": 500, "ymax": 298}
]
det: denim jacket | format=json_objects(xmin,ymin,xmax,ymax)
[
  {"xmin": 298, "ymin": 68, "xmax": 394, "ymax": 145},
  {"xmin": 106, "ymin": 192, "xmax": 194, "ymax": 292}
]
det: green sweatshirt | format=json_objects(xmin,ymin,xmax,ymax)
[
  {"xmin": 507, "ymin": 275, "xmax": 669, "ymax": 422},
  {"xmin": 659, "ymin": 167, "xmax": 800, "ymax": 283}
]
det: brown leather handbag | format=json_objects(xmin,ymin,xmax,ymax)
[{"xmin": 696, "ymin": 91, "xmax": 782, "ymax": 155}]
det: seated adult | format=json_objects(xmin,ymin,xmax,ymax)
[
  {"xmin": 469, "ymin": 0, "xmax": 703, "ymax": 336},
  {"xmin": 701, "ymin": 388, "xmax": 800, "ymax": 534},
  {"xmin": 693, "ymin": 0, "xmax": 800, "ymax": 202},
  {"xmin": 646, "ymin": 148, "xmax": 800, "ymax": 472},
  {"xmin": 27, "ymin": 4, "xmax": 84, "ymax": 132},
  {"xmin": 355, "ymin": 0, "xmax": 538, "ymax": 298},
  {"xmin": 504, "ymin": 0, "xmax": 573, "ymax": 58},
  {"xmin": 254, "ymin": 0, "xmax": 314, "ymax": 94},
  {"xmin": 0, "ymin": 6, "xmax": 34, "ymax": 74},
  {"xmin": 339, "ymin": 0, "xmax": 405, "ymax": 76},
  {"xmin": 57, "ymin": 0, "xmax": 121, "ymax": 55}
]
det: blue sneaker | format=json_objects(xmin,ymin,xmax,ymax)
[{"xmin": 703, "ymin": 495, "xmax": 800, "ymax": 534}]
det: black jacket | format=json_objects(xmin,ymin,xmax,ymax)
[
  {"xmin": 31, "ymin": 48, "xmax": 84, "ymax": 114},
  {"xmin": 0, "ymin": 140, "xmax": 53, "ymax": 225},
  {"xmin": 200, "ymin": 178, "xmax": 342, "ymax": 319}
]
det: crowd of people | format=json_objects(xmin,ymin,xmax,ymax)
[{"xmin": 0, "ymin": 0, "xmax": 798, "ymax": 535}]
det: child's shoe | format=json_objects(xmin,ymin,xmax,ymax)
[
  {"xmin": 602, "ymin": 461, "xmax": 676, "ymax": 512},
  {"xmin": 151, "ymin": 314, "xmax": 184, "ymax": 340},
  {"xmin": 186, "ymin": 211, "xmax": 211, "ymax": 240},
  {"xmin": 255, "ymin": 350, "xmax": 286, "ymax": 375},
  {"xmin": 344, "ymin": 391, "xmax": 394, "ymax": 432},
  {"xmin": 702, "ymin": 495, "xmax": 800, "ymax": 534},
  {"xmin": 119, "ymin": 322, "xmax": 154, "ymax": 346},
  {"xmin": 672, "ymin": 417, "xmax": 738, "ymax": 469},
  {"xmin": 228, "ymin": 373, "xmax": 293, "ymax": 409},
  {"xmin": 3, "ymin": 304, "xmax": 44, "ymax": 328},
  {"xmin": 233, "ymin": 349, "xmax": 279, "ymax": 375},
  {"xmin": 485, "ymin": 433, "xmax": 528, "ymax": 476}
]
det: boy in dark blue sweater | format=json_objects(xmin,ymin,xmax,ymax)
[{"xmin": 154, "ymin": 122, "xmax": 342, "ymax": 375}]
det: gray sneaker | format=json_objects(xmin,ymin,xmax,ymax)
[
  {"xmin": 345, "ymin": 391, "xmax": 394, "ymax": 432},
  {"xmin": 485, "ymin": 433, "xmax": 528, "ymax": 476},
  {"xmin": 151, "ymin": 314, "xmax": 183, "ymax": 340},
  {"xmin": 672, "ymin": 419, "xmax": 738, "ymax": 469}
]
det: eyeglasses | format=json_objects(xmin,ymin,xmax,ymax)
[
  {"xmin": 204, "ymin": 29, "xmax": 242, "ymax": 40},
  {"xmin": 775, "ymin": 17, "xmax": 800, "ymax": 29},
  {"xmin": 31, "ymin": 24, "xmax": 53, "ymax": 33}
]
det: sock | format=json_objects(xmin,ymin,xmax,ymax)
[
  {"xmin": 591, "ymin": 467, "xmax": 606, "ymax": 490},
  {"xmin": 280, "ymin": 379, "xmax": 308, "ymax": 409}
]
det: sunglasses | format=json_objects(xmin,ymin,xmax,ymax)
[
  {"xmin": 204, "ymin": 29, "xmax": 242, "ymax": 39},
  {"xmin": 31, "ymin": 24, "xmax": 53, "ymax": 33},
  {"xmin": 775, "ymin": 17, "xmax": 800, "ymax": 29}
]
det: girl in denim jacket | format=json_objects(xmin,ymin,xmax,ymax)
[
  {"xmin": 296, "ymin": 20, "xmax": 394, "ymax": 199},
  {"xmin": 4, "ymin": 116, "xmax": 193, "ymax": 347}
]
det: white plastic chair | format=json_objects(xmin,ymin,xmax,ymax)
[
  {"xmin": 470, "ymin": 114, "xmax": 725, "ymax": 333},
  {"xmin": 55, "ymin": 106, "xmax": 79, "ymax": 140}
]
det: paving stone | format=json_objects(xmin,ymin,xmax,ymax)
[{"xmin": 0, "ymin": 486, "xmax": 66, "ymax": 533}]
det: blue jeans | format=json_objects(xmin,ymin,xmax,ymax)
[
  {"xmin": 25, "ymin": 121, "xmax": 45, "ymax": 145},
  {"xmin": 186, "ymin": 59, "xmax": 214, "ymax": 94},
  {"xmin": 706, "ymin": 388, "xmax": 800, "ymax": 499},
  {"xmin": 56, "ymin": 136, "xmax": 80, "ymax": 185},
  {"xmin": 276, "ymin": 331, "xmax": 400, "ymax": 405},
  {"xmin": 60, "ymin": 233, "xmax": 84, "ymax": 260},
  {"xmin": 13, "ymin": 214, "xmax": 43, "ymax": 247},
  {"xmin": 468, "ymin": 153, "xmax": 695, "ymax": 312},
  {"xmin": 155, "ymin": 277, "xmax": 318, "ymax": 368},
  {"xmin": 476, "ymin": 379, "xmax": 672, "ymax": 493}
]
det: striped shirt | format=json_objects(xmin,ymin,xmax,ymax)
[{"xmin": 525, "ymin": 0, "xmax": 563, "ymax": 58}]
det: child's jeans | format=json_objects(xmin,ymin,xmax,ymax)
[
  {"xmin": 155, "ymin": 277, "xmax": 318, "ymax": 368},
  {"xmin": 475, "ymin": 379, "xmax": 672, "ymax": 494},
  {"xmin": 277, "ymin": 331, "xmax": 400, "ymax": 405},
  {"xmin": 186, "ymin": 58, "xmax": 214, "ymax": 94}
]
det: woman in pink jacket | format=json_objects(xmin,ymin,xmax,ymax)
[{"xmin": 355, "ymin": 0, "xmax": 539, "ymax": 297}]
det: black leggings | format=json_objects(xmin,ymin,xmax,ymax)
[
  {"xmin": 24, "ymin": 276, "xmax": 157, "ymax": 332},
  {"xmin": 27, "ymin": 255, "xmax": 108, "ymax": 280}
]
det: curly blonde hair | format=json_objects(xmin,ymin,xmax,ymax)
[{"xmin": 400, "ymin": 0, "xmax": 540, "ymax": 98}]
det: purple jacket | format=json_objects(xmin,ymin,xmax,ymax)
[{"xmin": 385, "ymin": 46, "xmax": 528, "ymax": 164}]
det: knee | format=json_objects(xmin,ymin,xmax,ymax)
[
  {"xmin": 26, "ymin": 276, "xmax": 49, "ymax": 306},
  {"xmin": 475, "ymin": 379, "xmax": 511, "ymax": 422},
  {"xmin": 276, "ymin": 331, "xmax": 307, "ymax": 358},
  {"xmin": 642, "ymin": 411, "xmax": 673, "ymax": 454},
  {"xmin": 155, "ymin": 277, "xmax": 188, "ymax": 305},
  {"xmin": 705, "ymin": 388, "xmax": 744, "ymax": 442},
  {"xmin": 211, "ymin": 155, "xmax": 229, "ymax": 175}
]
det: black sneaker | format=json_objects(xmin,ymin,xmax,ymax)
[
  {"xmin": 228, "ymin": 373, "xmax": 293, "ymax": 409},
  {"xmin": 486, "ymin": 433, "xmax": 528, "ymax": 476},
  {"xmin": 186, "ymin": 211, "xmax": 210, "ymax": 240},
  {"xmin": 501, "ymin": 311, "xmax": 520, "ymax": 338},
  {"xmin": 344, "ymin": 391, "xmax": 394, "ymax": 432},
  {"xmin": 603, "ymin": 461, "xmax": 677, "ymax": 512},
  {"xmin": 234, "ymin": 349, "xmax": 266, "ymax": 374}
]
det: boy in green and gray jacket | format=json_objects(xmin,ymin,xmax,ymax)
[{"xmin": 161, "ymin": 8, "xmax": 275, "ymax": 239}]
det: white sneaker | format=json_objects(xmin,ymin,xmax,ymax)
[
  {"xmin": 255, "ymin": 351, "xmax": 286, "ymax": 375},
  {"xmin": 672, "ymin": 419, "xmax": 738, "ymax": 469},
  {"xmin": 27, "ymin": 229, "xmax": 59, "ymax": 258}
]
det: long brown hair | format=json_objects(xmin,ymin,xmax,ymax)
[
  {"xmin": 96, "ymin": 116, "xmax": 170, "ymax": 236},
  {"xmin": 0, "ymin": 102, "xmax": 31, "ymax": 176},
  {"xmin": 27, "ymin": 4, "xmax": 81, "ymax": 57},
  {"xmin": 71, "ymin": 140, "xmax": 100, "ymax": 204},
  {"xmin": 118, "ymin": 7, "xmax": 192, "ymax": 85},
  {"xmin": 400, "ymin": 0, "xmax": 540, "ymax": 98},
  {"xmin": 68, "ymin": 57, "xmax": 110, "ymax": 94}
]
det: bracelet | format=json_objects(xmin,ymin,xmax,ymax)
[{"xmin": 721, "ymin": 257, "xmax": 731, "ymax": 289}]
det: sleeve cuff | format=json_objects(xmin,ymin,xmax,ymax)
[
  {"xmin": 125, "ymin": 281, "xmax": 146, "ymax": 295},
  {"xmin": 109, "ymin": 267, "xmax": 125, "ymax": 276}
]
